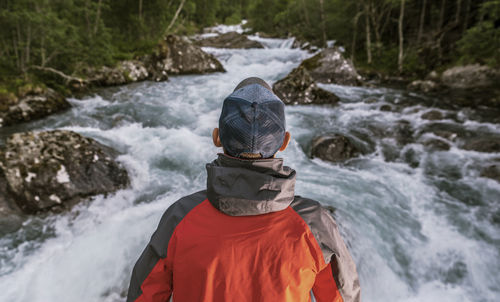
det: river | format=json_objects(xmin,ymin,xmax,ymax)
[{"xmin": 0, "ymin": 30, "xmax": 499, "ymax": 302}]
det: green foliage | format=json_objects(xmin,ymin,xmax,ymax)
[{"xmin": 457, "ymin": 0, "xmax": 500, "ymax": 67}]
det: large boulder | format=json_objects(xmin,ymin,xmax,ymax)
[
  {"xmin": 299, "ymin": 48, "xmax": 362, "ymax": 85},
  {"xmin": 311, "ymin": 134, "xmax": 361, "ymax": 163},
  {"xmin": 145, "ymin": 35, "xmax": 225, "ymax": 80},
  {"xmin": 196, "ymin": 32, "xmax": 264, "ymax": 49},
  {"xmin": 273, "ymin": 66, "xmax": 339, "ymax": 105},
  {"xmin": 88, "ymin": 60, "xmax": 149, "ymax": 86},
  {"xmin": 0, "ymin": 87, "xmax": 70, "ymax": 127},
  {"xmin": 441, "ymin": 64, "xmax": 500, "ymax": 89},
  {"xmin": 0, "ymin": 130, "xmax": 129, "ymax": 213},
  {"xmin": 481, "ymin": 164, "xmax": 500, "ymax": 183}
]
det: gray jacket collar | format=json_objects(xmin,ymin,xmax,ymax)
[{"xmin": 206, "ymin": 154, "xmax": 296, "ymax": 216}]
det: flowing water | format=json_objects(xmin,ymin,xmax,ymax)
[{"xmin": 1, "ymin": 31, "xmax": 500, "ymax": 302}]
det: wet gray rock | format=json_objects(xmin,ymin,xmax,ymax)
[
  {"xmin": 196, "ymin": 32, "xmax": 264, "ymax": 49},
  {"xmin": 0, "ymin": 130, "xmax": 129, "ymax": 213},
  {"xmin": 0, "ymin": 167, "xmax": 25, "ymax": 235},
  {"xmin": 299, "ymin": 48, "xmax": 362, "ymax": 85},
  {"xmin": 394, "ymin": 120, "xmax": 414, "ymax": 146},
  {"xmin": 441, "ymin": 64, "xmax": 500, "ymax": 89},
  {"xmin": 145, "ymin": 35, "xmax": 225, "ymax": 80},
  {"xmin": 273, "ymin": 66, "xmax": 339, "ymax": 105},
  {"xmin": 481, "ymin": 164, "xmax": 500, "ymax": 183},
  {"xmin": 421, "ymin": 110, "xmax": 444, "ymax": 120},
  {"xmin": 462, "ymin": 137, "xmax": 500, "ymax": 153},
  {"xmin": 0, "ymin": 87, "xmax": 70, "ymax": 127},
  {"xmin": 311, "ymin": 134, "xmax": 360, "ymax": 163},
  {"xmin": 423, "ymin": 139, "xmax": 451, "ymax": 151},
  {"xmin": 408, "ymin": 80, "xmax": 439, "ymax": 93},
  {"xmin": 88, "ymin": 60, "xmax": 149, "ymax": 86}
]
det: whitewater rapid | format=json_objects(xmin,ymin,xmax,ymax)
[{"xmin": 0, "ymin": 33, "xmax": 499, "ymax": 302}]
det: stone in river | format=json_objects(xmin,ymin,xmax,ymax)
[
  {"xmin": 196, "ymin": 32, "xmax": 264, "ymax": 49},
  {"xmin": 0, "ymin": 166, "xmax": 25, "ymax": 235},
  {"xmin": 310, "ymin": 134, "xmax": 360, "ymax": 163},
  {"xmin": 0, "ymin": 87, "xmax": 70, "ymax": 127},
  {"xmin": 423, "ymin": 139, "xmax": 451, "ymax": 151},
  {"xmin": 462, "ymin": 137, "xmax": 500, "ymax": 153},
  {"xmin": 88, "ymin": 60, "xmax": 150, "ymax": 86},
  {"xmin": 144, "ymin": 35, "xmax": 225, "ymax": 80},
  {"xmin": 273, "ymin": 66, "xmax": 339, "ymax": 105},
  {"xmin": 299, "ymin": 48, "xmax": 362, "ymax": 85},
  {"xmin": 441, "ymin": 64, "xmax": 500, "ymax": 90},
  {"xmin": 421, "ymin": 110, "xmax": 444, "ymax": 120},
  {"xmin": 481, "ymin": 164, "xmax": 500, "ymax": 183},
  {"xmin": 0, "ymin": 130, "xmax": 129, "ymax": 213}
]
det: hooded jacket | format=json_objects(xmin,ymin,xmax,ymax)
[{"xmin": 127, "ymin": 154, "xmax": 360, "ymax": 302}]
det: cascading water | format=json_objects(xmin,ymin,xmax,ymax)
[{"xmin": 0, "ymin": 30, "xmax": 499, "ymax": 302}]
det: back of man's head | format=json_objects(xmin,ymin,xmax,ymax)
[{"xmin": 218, "ymin": 77, "xmax": 286, "ymax": 159}]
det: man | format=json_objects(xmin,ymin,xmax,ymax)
[{"xmin": 127, "ymin": 77, "xmax": 361, "ymax": 302}]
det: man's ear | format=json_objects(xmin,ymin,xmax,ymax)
[
  {"xmin": 212, "ymin": 128, "xmax": 222, "ymax": 147},
  {"xmin": 279, "ymin": 131, "xmax": 291, "ymax": 152}
]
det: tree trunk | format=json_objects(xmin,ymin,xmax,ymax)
[
  {"xmin": 417, "ymin": 0, "xmax": 427, "ymax": 43},
  {"xmin": 164, "ymin": 0, "xmax": 187, "ymax": 36},
  {"xmin": 438, "ymin": 0, "xmax": 446, "ymax": 31},
  {"xmin": 364, "ymin": 3, "xmax": 372, "ymax": 64},
  {"xmin": 398, "ymin": 0, "xmax": 405, "ymax": 74},
  {"xmin": 94, "ymin": 0, "xmax": 103, "ymax": 35},
  {"xmin": 301, "ymin": 0, "xmax": 311, "ymax": 27},
  {"xmin": 455, "ymin": 0, "xmax": 462, "ymax": 23},
  {"xmin": 462, "ymin": 0, "xmax": 470, "ymax": 33},
  {"xmin": 319, "ymin": 0, "xmax": 327, "ymax": 47},
  {"xmin": 351, "ymin": 9, "xmax": 363, "ymax": 62},
  {"xmin": 139, "ymin": 0, "xmax": 143, "ymax": 21},
  {"xmin": 26, "ymin": 23, "xmax": 31, "ymax": 65}
]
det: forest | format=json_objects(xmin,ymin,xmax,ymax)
[{"xmin": 0, "ymin": 0, "xmax": 499, "ymax": 92}]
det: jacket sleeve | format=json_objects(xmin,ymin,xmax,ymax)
[
  {"xmin": 311, "ymin": 207, "xmax": 361, "ymax": 302},
  {"xmin": 126, "ymin": 190, "xmax": 207, "ymax": 302},
  {"xmin": 126, "ymin": 239, "xmax": 175, "ymax": 302}
]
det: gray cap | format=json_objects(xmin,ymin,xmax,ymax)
[{"xmin": 219, "ymin": 77, "xmax": 286, "ymax": 158}]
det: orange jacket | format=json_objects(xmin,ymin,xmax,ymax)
[{"xmin": 127, "ymin": 154, "xmax": 360, "ymax": 302}]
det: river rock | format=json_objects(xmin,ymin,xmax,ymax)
[
  {"xmin": 423, "ymin": 139, "xmax": 451, "ymax": 151},
  {"xmin": 145, "ymin": 35, "xmax": 225, "ymax": 79},
  {"xmin": 0, "ymin": 130, "xmax": 129, "ymax": 213},
  {"xmin": 89, "ymin": 60, "xmax": 149, "ymax": 86},
  {"xmin": 273, "ymin": 66, "xmax": 339, "ymax": 105},
  {"xmin": 481, "ymin": 164, "xmax": 500, "ymax": 183},
  {"xmin": 0, "ymin": 166, "xmax": 25, "ymax": 235},
  {"xmin": 196, "ymin": 32, "xmax": 264, "ymax": 49},
  {"xmin": 407, "ymin": 80, "xmax": 439, "ymax": 93},
  {"xmin": 299, "ymin": 48, "xmax": 362, "ymax": 85},
  {"xmin": 311, "ymin": 134, "xmax": 360, "ymax": 163},
  {"xmin": 421, "ymin": 110, "xmax": 444, "ymax": 120},
  {"xmin": 0, "ymin": 87, "xmax": 70, "ymax": 127},
  {"xmin": 462, "ymin": 137, "xmax": 500, "ymax": 153},
  {"xmin": 441, "ymin": 64, "xmax": 500, "ymax": 89}
]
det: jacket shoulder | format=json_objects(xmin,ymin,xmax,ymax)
[
  {"xmin": 149, "ymin": 190, "xmax": 207, "ymax": 257},
  {"xmin": 290, "ymin": 196, "xmax": 339, "ymax": 264}
]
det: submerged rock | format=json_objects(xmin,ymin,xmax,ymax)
[
  {"xmin": 0, "ymin": 87, "xmax": 70, "ymax": 127},
  {"xmin": 88, "ymin": 60, "xmax": 149, "ymax": 86},
  {"xmin": 408, "ymin": 80, "xmax": 439, "ymax": 93},
  {"xmin": 145, "ymin": 35, "xmax": 225, "ymax": 80},
  {"xmin": 462, "ymin": 137, "xmax": 500, "ymax": 153},
  {"xmin": 299, "ymin": 48, "xmax": 362, "ymax": 85},
  {"xmin": 441, "ymin": 64, "xmax": 500, "ymax": 90},
  {"xmin": 0, "ymin": 130, "xmax": 129, "ymax": 213},
  {"xmin": 421, "ymin": 110, "xmax": 444, "ymax": 120},
  {"xmin": 272, "ymin": 66, "xmax": 339, "ymax": 105},
  {"xmin": 311, "ymin": 134, "xmax": 360, "ymax": 163},
  {"xmin": 481, "ymin": 164, "xmax": 500, "ymax": 183},
  {"xmin": 196, "ymin": 32, "xmax": 264, "ymax": 49}
]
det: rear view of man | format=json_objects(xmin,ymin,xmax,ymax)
[{"xmin": 127, "ymin": 77, "xmax": 361, "ymax": 302}]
